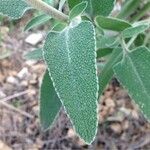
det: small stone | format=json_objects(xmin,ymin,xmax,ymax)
[
  {"xmin": 25, "ymin": 60, "xmax": 37, "ymax": 66},
  {"xmin": 0, "ymin": 140, "xmax": 12, "ymax": 150},
  {"xmin": 67, "ymin": 128, "xmax": 76, "ymax": 138},
  {"xmin": 110, "ymin": 123, "xmax": 122, "ymax": 134},
  {"xmin": 20, "ymin": 81, "xmax": 28, "ymax": 87},
  {"xmin": 131, "ymin": 110, "xmax": 139, "ymax": 120},
  {"xmin": 33, "ymin": 106, "xmax": 39, "ymax": 115},
  {"xmin": 105, "ymin": 98, "xmax": 115, "ymax": 108},
  {"xmin": 122, "ymin": 120, "xmax": 129, "ymax": 130},
  {"xmin": 25, "ymin": 33, "xmax": 43, "ymax": 46},
  {"xmin": 17, "ymin": 67, "xmax": 29, "ymax": 79},
  {"xmin": 6, "ymin": 76, "xmax": 19, "ymax": 85},
  {"xmin": 0, "ymin": 90, "xmax": 6, "ymax": 99}
]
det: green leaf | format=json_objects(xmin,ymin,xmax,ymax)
[
  {"xmin": 95, "ymin": 16, "xmax": 131, "ymax": 32},
  {"xmin": 24, "ymin": 14, "xmax": 51, "ymax": 31},
  {"xmin": 98, "ymin": 48, "xmax": 122, "ymax": 96},
  {"xmin": 68, "ymin": 0, "xmax": 115, "ymax": 17},
  {"xmin": 96, "ymin": 35, "xmax": 119, "ymax": 49},
  {"xmin": 51, "ymin": 22, "xmax": 67, "ymax": 31},
  {"xmin": 0, "ymin": 0, "xmax": 31, "ymax": 19},
  {"xmin": 24, "ymin": 48, "xmax": 43, "ymax": 60},
  {"xmin": 69, "ymin": 1, "xmax": 87, "ymax": 20},
  {"xmin": 97, "ymin": 48, "xmax": 113, "ymax": 58},
  {"xmin": 114, "ymin": 46, "xmax": 150, "ymax": 120},
  {"xmin": 43, "ymin": 21, "xmax": 98, "ymax": 144},
  {"xmin": 122, "ymin": 24, "xmax": 149, "ymax": 38},
  {"xmin": 40, "ymin": 70, "xmax": 61, "ymax": 130},
  {"xmin": 134, "ymin": 34, "xmax": 145, "ymax": 47}
]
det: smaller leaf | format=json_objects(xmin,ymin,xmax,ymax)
[
  {"xmin": 134, "ymin": 34, "xmax": 145, "ymax": 47},
  {"xmin": 24, "ymin": 14, "xmax": 51, "ymax": 31},
  {"xmin": 97, "ymin": 48, "xmax": 113, "ymax": 58},
  {"xmin": 95, "ymin": 16, "xmax": 131, "ymax": 32},
  {"xmin": 68, "ymin": 0, "xmax": 115, "ymax": 17},
  {"xmin": 24, "ymin": 48, "xmax": 43, "ymax": 60},
  {"xmin": 98, "ymin": 48, "xmax": 122, "ymax": 96},
  {"xmin": 51, "ymin": 22, "xmax": 67, "ymax": 31},
  {"xmin": 122, "ymin": 24, "xmax": 149, "ymax": 38},
  {"xmin": 114, "ymin": 46, "xmax": 150, "ymax": 120},
  {"xmin": 96, "ymin": 35, "xmax": 119, "ymax": 49},
  {"xmin": 69, "ymin": 1, "xmax": 88, "ymax": 20},
  {"xmin": 40, "ymin": 70, "xmax": 61, "ymax": 130}
]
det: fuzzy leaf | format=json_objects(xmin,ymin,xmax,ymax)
[
  {"xmin": 95, "ymin": 16, "xmax": 131, "ymax": 32},
  {"xmin": 97, "ymin": 48, "xmax": 113, "ymax": 58},
  {"xmin": 122, "ymin": 24, "xmax": 149, "ymax": 38},
  {"xmin": 24, "ymin": 14, "xmax": 51, "ymax": 31},
  {"xmin": 68, "ymin": 0, "xmax": 115, "ymax": 17},
  {"xmin": 96, "ymin": 35, "xmax": 119, "ymax": 49},
  {"xmin": 114, "ymin": 46, "xmax": 150, "ymax": 120},
  {"xmin": 0, "ymin": 0, "xmax": 31, "ymax": 19},
  {"xmin": 69, "ymin": 1, "xmax": 87, "ymax": 20},
  {"xmin": 43, "ymin": 21, "xmax": 98, "ymax": 144},
  {"xmin": 40, "ymin": 70, "xmax": 61, "ymax": 130},
  {"xmin": 98, "ymin": 48, "xmax": 122, "ymax": 96}
]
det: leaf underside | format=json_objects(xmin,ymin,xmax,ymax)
[
  {"xmin": 43, "ymin": 21, "xmax": 98, "ymax": 144},
  {"xmin": 114, "ymin": 46, "xmax": 150, "ymax": 120},
  {"xmin": 0, "ymin": 0, "xmax": 31, "ymax": 19},
  {"xmin": 98, "ymin": 48, "xmax": 122, "ymax": 96},
  {"xmin": 40, "ymin": 70, "xmax": 61, "ymax": 130}
]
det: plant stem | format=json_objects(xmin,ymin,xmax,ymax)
[
  {"xmin": 25, "ymin": 0, "xmax": 69, "ymax": 22},
  {"xmin": 120, "ymin": 37, "xmax": 129, "ymax": 56}
]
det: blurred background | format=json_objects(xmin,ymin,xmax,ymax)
[{"xmin": 0, "ymin": 0, "xmax": 150, "ymax": 149}]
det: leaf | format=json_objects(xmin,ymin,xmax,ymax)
[
  {"xmin": 24, "ymin": 48, "xmax": 43, "ymax": 60},
  {"xmin": 134, "ymin": 34, "xmax": 145, "ymax": 47},
  {"xmin": 0, "ymin": 0, "xmax": 31, "ymax": 19},
  {"xmin": 122, "ymin": 24, "xmax": 149, "ymax": 38},
  {"xmin": 97, "ymin": 48, "xmax": 113, "ymax": 58},
  {"xmin": 69, "ymin": 1, "xmax": 87, "ymax": 20},
  {"xmin": 96, "ymin": 35, "xmax": 119, "ymax": 49},
  {"xmin": 51, "ymin": 22, "xmax": 67, "ymax": 31},
  {"xmin": 95, "ymin": 16, "xmax": 131, "ymax": 32},
  {"xmin": 40, "ymin": 70, "xmax": 61, "ymax": 130},
  {"xmin": 114, "ymin": 46, "xmax": 150, "ymax": 120},
  {"xmin": 24, "ymin": 14, "xmax": 51, "ymax": 31},
  {"xmin": 43, "ymin": 21, "xmax": 98, "ymax": 144},
  {"xmin": 68, "ymin": 0, "xmax": 115, "ymax": 17},
  {"xmin": 98, "ymin": 48, "xmax": 122, "ymax": 96}
]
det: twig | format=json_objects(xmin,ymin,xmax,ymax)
[
  {"xmin": 25, "ymin": 0, "xmax": 69, "ymax": 22},
  {"xmin": 0, "ymin": 101, "xmax": 34, "ymax": 119},
  {"xmin": 0, "ymin": 90, "xmax": 30, "ymax": 102}
]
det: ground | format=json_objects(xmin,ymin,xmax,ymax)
[{"xmin": 0, "ymin": 11, "xmax": 150, "ymax": 150}]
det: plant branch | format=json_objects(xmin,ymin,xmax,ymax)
[{"xmin": 25, "ymin": 0, "xmax": 69, "ymax": 22}]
